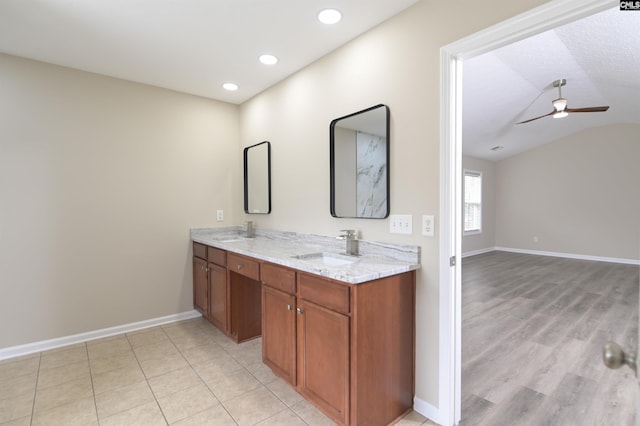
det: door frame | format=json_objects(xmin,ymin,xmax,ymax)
[{"xmin": 438, "ymin": 0, "xmax": 618, "ymax": 424}]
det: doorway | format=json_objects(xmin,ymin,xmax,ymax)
[{"xmin": 439, "ymin": 1, "xmax": 620, "ymax": 424}]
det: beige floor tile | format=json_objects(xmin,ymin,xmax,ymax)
[
  {"xmin": 396, "ymin": 410, "xmax": 432, "ymax": 425},
  {"xmin": 223, "ymin": 386, "xmax": 287, "ymax": 426},
  {"xmin": 191, "ymin": 353, "xmax": 243, "ymax": 383},
  {"xmin": 148, "ymin": 366, "xmax": 203, "ymax": 398},
  {"xmin": 0, "ymin": 356, "xmax": 39, "ymax": 382},
  {"xmin": 127, "ymin": 328, "xmax": 169, "ymax": 348},
  {"xmin": 162, "ymin": 322, "xmax": 205, "ymax": 340},
  {"xmin": 156, "ymin": 383, "xmax": 219, "ymax": 424},
  {"xmin": 37, "ymin": 359, "xmax": 90, "ymax": 390},
  {"xmin": 95, "ymin": 380, "xmax": 155, "ymax": 419},
  {"xmin": 87, "ymin": 336, "xmax": 132, "ymax": 360},
  {"xmin": 266, "ymin": 377, "xmax": 304, "ymax": 407},
  {"xmin": 245, "ymin": 361, "xmax": 279, "ymax": 385},
  {"xmin": 232, "ymin": 345, "xmax": 263, "ymax": 367},
  {"xmin": 0, "ymin": 416, "xmax": 31, "ymax": 426},
  {"xmin": 92, "ymin": 364, "xmax": 146, "ymax": 395},
  {"xmin": 171, "ymin": 404, "xmax": 237, "ymax": 426},
  {"xmin": 133, "ymin": 340, "xmax": 179, "ymax": 362},
  {"xmin": 89, "ymin": 350, "xmax": 138, "ymax": 375},
  {"xmin": 254, "ymin": 408, "xmax": 307, "ymax": 425},
  {"xmin": 0, "ymin": 373, "xmax": 37, "ymax": 400},
  {"xmin": 139, "ymin": 353, "xmax": 189, "ymax": 379},
  {"xmin": 170, "ymin": 334, "xmax": 210, "ymax": 352},
  {"xmin": 0, "ymin": 391, "xmax": 34, "ymax": 423},
  {"xmin": 179, "ymin": 342, "xmax": 225, "ymax": 365},
  {"xmin": 39, "ymin": 346, "xmax": 87, "ymax": 370},
  {"xmin": 290, "ymin": 399, "xmax": 337, "ymax": 426},
  {"xmin": 31, "ymin": 396, "xmax": 97, "ymax": 426},
  {"xmin": 205, "ymin": 369, "xmax": 262, "ymax": 402},
  {"xmin": 99, "ymin": 401, "xmax": 167, "ymax": 426},
  {"xmin": 33, "ymin": 376, "xmax": 93, "ymax": 413}
]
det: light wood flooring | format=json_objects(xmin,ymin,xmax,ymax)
[{"xmin": 461, "ymin": 251, "xmax": 639, "ymax": 425}]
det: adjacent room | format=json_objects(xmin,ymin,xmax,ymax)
[{"xmin": 460, "ymin": 6, "xmax": 640, "ymax": 425}]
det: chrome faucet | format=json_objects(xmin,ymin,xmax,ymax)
[
  {"xmin": 337, "ymin": 229, "xmax": 358, "ymax": 256},
  {"xmin": 245, "ymin": 221, "xmax": 255, "ymax": 238}
]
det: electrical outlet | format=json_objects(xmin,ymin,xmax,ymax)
[
  {"xmin": 389, "ymin": 214, "xmax": 412, "ymax": 234},
  {"xmin": 422, "ymin": 215, "xmax": 435, "ymax": 237},
  {"xmin": 216, "ymin": 210, "xmax": 224, "ymax": 222}
]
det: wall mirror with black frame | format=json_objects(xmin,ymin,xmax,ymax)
[
  {"xmin": 330, "ymin": 104, "xmax": 390, "ymax": 218},
  {"xmin": 244, "ymin": 141, "xmax": 271, "ymax": 214}
]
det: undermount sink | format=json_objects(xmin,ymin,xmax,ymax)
[
  {"xmin": 293, "ymin": 252, "xmax": 358, "ymax": 267},
  {"xmin": 212, "ymin": 235, "xmax": 248, "ymax": 243}
]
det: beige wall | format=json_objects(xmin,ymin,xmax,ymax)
[
  {"xmin": 0, "ymin": 53, "xmax": 240, "ymax": 348},
  {"xmin": 462, "ymin": 156, "xmax": 496, "ymax": 255},
  {"xmin": 495, "ymin": 123, "xmax": 640, "ymax": 261},
  {"xmin": 239, "ymin": 0, "xmax": 548, "ymax": 408}
]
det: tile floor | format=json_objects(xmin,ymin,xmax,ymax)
[{"xmin": 0, "ymin": 317, "xmax": 434, "ymax": 425}]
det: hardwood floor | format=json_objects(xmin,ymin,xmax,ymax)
[{"xmin": 461, "ymin": 251, "xmax": 639, "ymax": 426}]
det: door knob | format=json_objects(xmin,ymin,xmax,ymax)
[{"xmin": 603, "ymin": 341, "xmax": 637, "ymax": 376}]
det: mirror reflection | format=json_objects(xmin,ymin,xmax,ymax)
[
  {"xmin": 330, "ymin": 104, "xmax": 389, "ymax": 218},
  {"xmin": 244, "ymin": 141, "xmax": 271, "ymax": 214}
]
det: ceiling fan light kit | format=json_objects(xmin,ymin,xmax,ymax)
[{"xmin": 517, "ymin": 78, "xmax": 609, "ymax": 124}]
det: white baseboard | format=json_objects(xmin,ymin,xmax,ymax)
[
  {"xmin": 461, "ymin": 247, "xmax": 495, "ymax": 258},
  {"xmin": 495, "ymin": 247, "xmax": 640, "ymax": 266},
  {"xmin": 414, "ymin": 396, "xmax": 443, "ymax": 425},
  {"xmin": 0, "ymin": 310, "xmax": 202, "ymax": 361}
]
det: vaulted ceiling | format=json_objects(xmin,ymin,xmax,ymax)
[{"xmin": 463, "ymin": 7, "xmax": 640, "ymax": 161}]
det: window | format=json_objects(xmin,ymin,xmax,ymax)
[{"xmin": 464, "ymin": 170, "xmax": 482, "ymax": 235}]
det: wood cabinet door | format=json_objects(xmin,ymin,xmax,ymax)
[
  {"xmin": 208, "ymin": 263, "xmax": 227, "ymax": 331},
  {"xmin": 262, "ymin": 286, "xmax": 296, "ymax": 385},
  {"xmin": 193, "ymin": 256, "xmax": 208, "ymax": 316},
  {"xmin": 297, "ymin": 300, "xmax": 349, "ymax": 425}
]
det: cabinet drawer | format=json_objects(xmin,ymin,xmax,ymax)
[
  {"xmin": 228, "ymin": 253, "xmax": 259, "ymax": 280},
  {"xmin": 261, "ymin": 263, "xmax": 296, "ymax": 294},
  {"xmin": 193, "ymin": 242, "xmax": 207, "ymax": 259},
  {"xmin": 298, "ymin": 273, "xmax": 350, "ymax": 314},
  {"xmin": 207, "ymin": 247, "xmax": 227, "ymax": 266}
]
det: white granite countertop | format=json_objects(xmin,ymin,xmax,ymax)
[{"xmin": 191, "ymin": 227, "xmax": 421, "ymax": 284}]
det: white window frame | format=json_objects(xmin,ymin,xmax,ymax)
[{"xmin": 463, "ymin": 169, "xmax": 482, "ymax": 236}]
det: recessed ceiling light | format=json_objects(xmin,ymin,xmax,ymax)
[
  {"xmin": 259, "ymin": 54, "xmax": 278, "ymax": 65},
  {"xmin": 318, "ymin": 8, "xmax": 342, "ymax": 25},
  {"xmin": 222, "ymin": 82, "xmax": 238, "ymax": 91}
]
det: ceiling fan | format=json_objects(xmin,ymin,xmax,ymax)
[{"xmin": 516, "ymin": 79, "xmax": 609, "ymax": 124}]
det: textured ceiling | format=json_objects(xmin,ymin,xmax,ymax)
[
  {"xmin": 463, "ymin": 7, "xmax": 640, "ymax": 161},
  {"xmin": 0, "ymin": 0, "xmax": 418, "ymax": 104}
]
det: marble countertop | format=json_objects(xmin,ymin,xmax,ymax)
[{"xmin": 191, "ymin": 227, "xmax": 421, "ymax": 284}]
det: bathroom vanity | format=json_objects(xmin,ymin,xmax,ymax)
[{"xmin": 191, "ymin": 227, "xmax": 420, "ymax": 426}]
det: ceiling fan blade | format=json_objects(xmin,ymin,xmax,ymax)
[
  {"xmin": 516, "ymin": 110, "xmax": 555, "ymax": 124},
  {"xmin": 565, "ymin": 106, "xmax": 610, "ymax": 113}
]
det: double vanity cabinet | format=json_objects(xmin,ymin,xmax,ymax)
[{"xmin": 191, "ymin": 231, "xmax": 418, "ymax": 426}]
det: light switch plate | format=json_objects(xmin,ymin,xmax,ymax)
[
  {"xmin": 390, "ymin": 214, "xmax": 412, "ymax": 234},
  {"xmin": 216, "ymin": 210, "xmax": 224, "ymax": 222},
  {"xmin": 422, "ymin": 215, "xmax": 435, "ymax": 237}
]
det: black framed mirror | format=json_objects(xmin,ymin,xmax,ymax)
[
  {"xmin": 244, "ymin": 141, "xmax": 271, "ymax": 214},
  {"xmin": 330, "ymin": 104, "xmax": 390, "ymax": 218}
]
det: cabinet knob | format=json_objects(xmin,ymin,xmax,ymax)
[
  {"xmin": 237, "ymin": 264, "xmax": 243, "ymax": 270},
  {"xmin": 287, "ymin": 304, "xmax": 292, "ymax": 310},
  {"xmin": 296, "ymin": 307, "xmax": 304, "ymax": 314}
]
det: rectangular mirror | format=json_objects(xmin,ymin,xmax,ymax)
[
  {"xmin": 330, "ymin": 104, "xmax": 389, "ymax": 218},
  {"xmin": 244, "ymin": 141, "xmax": 271, "ymax": 214}
]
